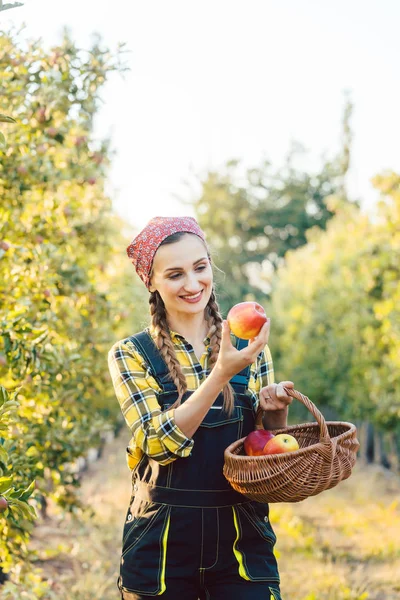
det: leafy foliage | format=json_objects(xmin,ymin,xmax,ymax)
[
  {"xmin": 0, "ymin": 27, "xmax": 147, "ymax": 592},
  {"xmin": 270, "ymin": 178, "xmax": 400, "ymax": 431},
  {"xmin": 187, "ymin": 101, "xmax": 356, "ymax": 313}
]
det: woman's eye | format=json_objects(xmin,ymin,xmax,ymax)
[{"xmin": 169, "ymin": 265, "xmax": 206, "ymax": 280}]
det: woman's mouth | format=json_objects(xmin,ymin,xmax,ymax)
[{"xmin": 180, "ymin": 290, "xmax": 204, "ymax": 303}]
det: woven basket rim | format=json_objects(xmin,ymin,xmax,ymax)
[{"xmin": 224, "ymin": 420, "xmax": 358, "ymax": 462}]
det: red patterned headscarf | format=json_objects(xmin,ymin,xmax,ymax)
[{"xmin": 126, "ymin": 216, "xmax": 207, "ymax": 289}]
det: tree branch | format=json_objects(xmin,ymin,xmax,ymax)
[{"xmin": 0, "ymin": 2, "xmax": 24, "ymax": 12}]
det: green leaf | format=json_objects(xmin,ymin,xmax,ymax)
[
  {"xmin": 0, "ymin": 131, "xmax": 6, "ymax": 147},
  {"xmin": 0, "ymin": 114, "xmax": 17, "ymax": 123},
  {"xmin": 25, "ymin": 446, "xmax": 39, "ymax": 457},
  {"xmin": 19, "ymin": 480, "xmax": 35, "ymax": 501},
  {"xmin": 8, "ymin": 488, "xmax": 25, "ymax": 498},
  {"xmin": 8, "ymin": 497, "xmax": 37, "ymax": 521},
  {"xmin": 0, "ymin": 445, "xmax": 8, "ymax": 464},
  {"xmin": 0, "ymin": 476, "xmax": 13, "ymax": 493},
  {"xmin": 0, "ymin": 386, "xmax": 8, "ymax": 406}
]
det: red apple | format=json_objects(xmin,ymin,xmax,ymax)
[
  {"xmin": 74, "ymin": 135, "xmax": 87, "ymax": 147},
  {"xmin": 92, "ymin": 152, "xmax": 103, "ymax": 165},
  {"xmin": 0, "ymin": 241, "xmax": 10, "ymax": 251},
  {"xmin": 244, "ymin": 429, "xmax": 275, "ymax": 456},
  {"xmin": 37, "ymin": 144, "xmax": 47, "ymax": 155},
  {"xmin": 0, "ymin": 497, "xmax": 8, "ymax": 512},
  {"xmin": 17, "ymin": 165, "xmax": 28, "ymax": 176},
  {"xmin": 263, "ymin": 433, "xmax": 299, "ymax": 455},
  {"xmin": 36, "ymin": 107, "xmax": 47, "ymax": 124},
  {"xmin": 227, "ymin": 301, "xmax": 267, "ymax": 340}
]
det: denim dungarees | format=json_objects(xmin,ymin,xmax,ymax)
[{"xmin": 117, "ymin": 330, "xmax": 282, "ymax": 600}]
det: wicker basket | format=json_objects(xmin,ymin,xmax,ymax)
[{"xmin": 223, "ymin": 387, "xmax": 360, "ymax": 503}]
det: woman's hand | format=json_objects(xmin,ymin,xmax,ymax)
[
  {"xmin": 259, "ymin": 381, "xmax": 294, "ymax": 411},
  {"xmin": 215, "ymin": 318, "xmax": 271, "ymax": 382}
]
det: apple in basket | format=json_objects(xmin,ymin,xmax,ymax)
[
  {"xmin": 263, "ymin": 433, "xmax": 299, "ymax": 455},
  {"xmin": 227, "ymin": 301, "xmax": 267, "ymax": 340},
  {"xmin": 243, "ymin": 430, "xmax": 275, "ymax": 456}
]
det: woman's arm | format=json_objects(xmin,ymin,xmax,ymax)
[
  {"xmin": 262, "ymin": 405, "xmax": 289, "ymax": 429},
  {"xmin": 175, "ymin": 320, "xmax": 271, "ymax": 438},
  {"xmin": 255, "ymin": 343, "xmax": 293, "ymax": 429},
  {"xmin": 108, "ymin": 321, "xmax": 270, "ymax": 464},
  {"xmin": 108, "ymin": 337, "xmax": 232, "ymax": 465},
  {"xmin": 108, "ymin": 339, "xmax": 197, "ymax": 466}
]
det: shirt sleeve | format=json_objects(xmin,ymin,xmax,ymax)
[
  {"xmin": 107, "ymin": 339, "xmax": 194, "ymax": 466},
  {"xmin": 257, "ymin": 343, "xmax": 275, "ymax": 389},
  {"xmin": 251, "ymin": 343, "xmax": 275, "ymax": 413}
]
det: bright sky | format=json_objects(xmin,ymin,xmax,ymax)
[{"xmin": 5, "ymin": 0, "xmax": 400, "ymax": 232}]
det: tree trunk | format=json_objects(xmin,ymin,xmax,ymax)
[
  {"xmin": 377, "ymin": 430, "xmax": 391, "ymax": 469},
  {"xmin": 366, "ymin": 421, "xmax": 375, "ymax": 464},
  {"xmin": 37, "ymin": 492, "xmax": 48, "ymax": 519},
  {"xmin": 393, "ymin": 430, "xmax": 400, "ymax": 472}
]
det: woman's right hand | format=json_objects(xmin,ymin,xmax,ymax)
[{"xmin": 215, "ymin": 318, "xmax": 271, "ymax": 381}]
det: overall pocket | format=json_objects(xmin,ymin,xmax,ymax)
[
  {"xmin": 120, "ymin": 499, "xmax": 171, "ymax": 596},
  {"xmin": 268, "ymin": 585, "xmax": 283, "ymax": 600},
  {"xmin": 231, "ymin": 502, "xmax": 280, "ymax": 583},
  {"xmin": 161, "ymin": 399, "xmax": 245, "ymax": 491}
]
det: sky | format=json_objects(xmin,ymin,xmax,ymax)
[{"xmin": 4, "ymin": 0, "xmax": 400, "ymax": 233}]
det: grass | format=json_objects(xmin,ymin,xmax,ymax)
[
  {"xmin": 26, "ymin": 431, "xmax": 400, "ymax": 600},
  {"xmin": 272, "ymin": 463, "xmax": 400, "ymax": 599}
]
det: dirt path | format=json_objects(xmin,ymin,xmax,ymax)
[
  {"xmin": 29, "ymin": 428, "xmax": 132, "ymax": 600},
  {"xmin": 29, "ymin": 428, "xmax": 400, "ymax": 600}
]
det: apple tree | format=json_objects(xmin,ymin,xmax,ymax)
[{"xmin": 0, "ymin": 26, "xmax": 147, "ymax": 593}]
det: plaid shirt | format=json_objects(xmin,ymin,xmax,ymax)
[{"xmin": 107, "ymin": 325, "xmax": 274, "ymax": 471}]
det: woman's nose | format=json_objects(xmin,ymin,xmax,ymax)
[{"xmin": 182, "ymin": 272, "xmax": 202, "ymax": 292}]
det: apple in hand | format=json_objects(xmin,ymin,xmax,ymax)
[
  {"xmin": 263, "ymin": 433, "xmax": 299, "ymax": 455},
  {"xmin": 227, "ymin": 301, "xmax": 268, "ymax": 340},
  {"xmin": 244, "ymin": 430, "xmax": 275, "ymax": 456}
]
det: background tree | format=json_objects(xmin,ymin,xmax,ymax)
[
  {"xmin": 269, "ymin": 175, "xmax": 400, "ymax": 468},
  {"xmin": 0, "ymin": 27, "xmax": 148, "ymax": 594},
  {"xmin": 182, "ymin": 98, "xmax": 357, "ymax": 313},
  {"xmin": 0, "ymin": 1, "xmax": 23, "ymax": 13}
]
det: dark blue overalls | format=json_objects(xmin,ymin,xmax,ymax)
[{"xmin": 117, "ymin": 330, "xmax": 282, "ymax": 600}]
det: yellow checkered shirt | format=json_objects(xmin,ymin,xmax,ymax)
[{"xmin": 107, "ymin": 325, "xmax": 274, "ymax": 471}]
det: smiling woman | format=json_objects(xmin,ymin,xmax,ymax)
[
  {"xmin": 148, "ymin": 234, "xmax": 214, "ymax": 364},
  {"xmin": 108, "ymin": 216, "xmax": 285, "ymax": 600}
]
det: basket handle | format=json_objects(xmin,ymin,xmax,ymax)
[{"xmin": 255, "ymin": 386, "xmax": 331, "ymax": 443}]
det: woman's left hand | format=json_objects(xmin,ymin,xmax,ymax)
[{"xmin": 259, "ymin": 381, "xmax": 295, "ymax": 411}]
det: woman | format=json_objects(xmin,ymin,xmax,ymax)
[{"xmin": 108, "ymin": 216, "xmax": 294, "ymax": 600}]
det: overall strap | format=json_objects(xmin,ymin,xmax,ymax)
[
  {"xmin": 128, "ymin": 329, "xmax": 252, "ymax": 393},
  {"xmin": 230, "ymin": 337, "xmax": 251, "ymax": 393},
  {"xmin": 128, "ymin": 329, "xmax": 176, "ymax": 394}
]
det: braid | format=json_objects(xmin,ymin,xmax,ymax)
[
  {"xmin": 146, "ymin": 231, "xmax": 236, "ymax": 416},
  {"xmin": 149, "ymin": 291, "xmax": 187, "ymax": 408},
  {"xmin": 206, "ymin": 288, "xmax": 236, "ymax": 416}
]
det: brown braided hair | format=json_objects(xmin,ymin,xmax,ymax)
[{"xmin": 148, "ymin": 232, "xmax": 236, "ymax": 415}]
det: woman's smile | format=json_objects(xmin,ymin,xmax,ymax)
[{"xmin": 179, "ymin": 289, "xmax": 204, "ymax": 303}]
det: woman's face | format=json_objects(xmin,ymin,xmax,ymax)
[{"xmin": 148, "ymin": 234, "xmax": 213, "ymax": 317}]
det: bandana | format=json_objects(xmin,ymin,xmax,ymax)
[{"xmin": 126, "ymin": 216, "xmax": 207, "ymax": 288}]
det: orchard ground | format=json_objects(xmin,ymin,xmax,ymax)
[{"xmin": 29, "ymin": 430, "xmax": 400, "ymax": 600}]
